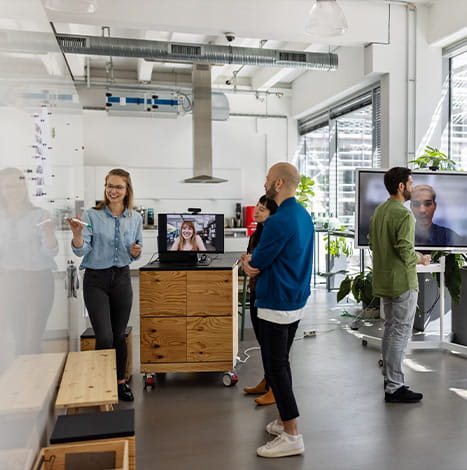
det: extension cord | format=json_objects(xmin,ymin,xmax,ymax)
[{"xmin": 303, "ymin": 330, "xmax": 316, "ymax": 337}]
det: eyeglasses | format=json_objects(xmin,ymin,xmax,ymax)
[
  {"xmin": 105, "ymin": 184, "xmax": 126, "ymax": 191},
  {"xmin": 411, "ymin": 201, "xmax": 434, "ymax": 208}
]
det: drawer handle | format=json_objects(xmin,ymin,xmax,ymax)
[
  {"xmin": 154, "ymin": 344, "xmax": 160, "ymax": 348},
  {"xmin": 151, "ymin": 329, "xmax": 157, "ymax": 333},
  {"xmin": 157, "ymin": 355, "xmax": 163, "ymax": 359}
]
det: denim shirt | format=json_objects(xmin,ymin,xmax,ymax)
[{"xmin": 72, "ymin": 206, "xmax": 143, "ymax": 270}]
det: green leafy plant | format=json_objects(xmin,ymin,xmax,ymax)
[
  {"xmin": 337, "ymin": 270, "xmax": 380, "ymax": 309},
  {"xmin": 409, "ymin": 145, "xmax": 457, "ymax": 171},
  {"xmin": 296, "ymin": 174, "xmax": 315, "ymax": 210},
  {"xmin": 431, "ymin": 251, "xmax": 466, "ymax": 304},
  {"xmin": 324, "ymin": 225, "xmax": 353, "ymax": 257}
]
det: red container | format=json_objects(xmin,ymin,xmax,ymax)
[{"xmin": 244, "ymin": 206, "xmax": 257, "ymax": 236}]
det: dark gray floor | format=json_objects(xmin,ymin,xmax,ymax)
[{"xmin": 119, "ymin": 287, "xmax": 467, "ymax": 470}]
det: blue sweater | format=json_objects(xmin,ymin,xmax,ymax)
[{"xmin": 251, "ymin": 197, "xmax": 314, "ymax": 311}]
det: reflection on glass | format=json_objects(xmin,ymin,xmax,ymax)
[{"xmin": 0, "ymin": 167, "xmax": 58, "ymax": 365}]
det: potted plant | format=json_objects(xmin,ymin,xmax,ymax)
[
  {"xmin": 408, "ymin": 145, "xmax": 457, "ymax": 171},
  {"xmin": 337, "ymin": 270, "xmax": 380, "ymax": 310},
  {"xmin": 324, "ymin": 225, "xmax": 353, "ymax": 290},
  {"xmin": 295, "ymin": 174, "xmax": 315, "ymax": 211}
]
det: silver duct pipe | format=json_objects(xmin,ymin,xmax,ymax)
[
  {"xmin": 184, "ymin": 64, "xmax": 226, "ymax": 183},
  {"xmin": 56, "ymin": 33, "xmax": 338, "ymax": 71}
]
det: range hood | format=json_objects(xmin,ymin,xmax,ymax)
[{"xmin": 184, "ymin": 64, "xmax": 226, "ymax": 184}]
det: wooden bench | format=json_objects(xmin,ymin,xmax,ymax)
[
  {"xmin": 50, "ymin": 409, "xmax": 136, "ymax": 470},
  {"xmin": 55, "ymin": 349, "xmax": 118, "ymax": 414},
  {"xmin": 0, "ymin": 353, "xmax": 66, "ymax": 415},
  {"xmin": 81, "ymin": 326, "xmax": 133, "ymax": 382}
]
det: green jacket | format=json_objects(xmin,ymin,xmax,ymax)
[{"xmin": 368, "ymin": 198, "xmax": 420, "ymax": 298}]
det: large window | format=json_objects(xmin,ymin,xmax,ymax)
[
  {"xmin": 450, "ymin": 50, "xmax": 467, "ymax": 170},
  {"xmin": 297, "ymin": 87, "xmax": 381, "ymax": 229}
]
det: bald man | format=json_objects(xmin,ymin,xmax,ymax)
[
  {"xmin": 242, "ymin": 162, "xmax": 314, "ymax": 458},
  {"xmin": 411, "ymin": 184, "xmax": 464, "ymax": 246}
]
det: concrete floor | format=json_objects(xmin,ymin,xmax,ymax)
[{"xmin": 119, "ymin": 287, "xmax": 467, "ymax": 470}]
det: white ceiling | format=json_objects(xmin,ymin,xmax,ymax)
[{"xmin": 44, "ymin": 0, "xmax": 436, "ymax": 92}]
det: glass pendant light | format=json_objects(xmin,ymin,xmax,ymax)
[{"xmin": 305, "ymin": 0, "xmax": 348, "ymax": 39}]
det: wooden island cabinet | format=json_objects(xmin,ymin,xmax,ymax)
[{"xmin": 139, "ymin": 254, "xmax": 239, "ymax": 380}]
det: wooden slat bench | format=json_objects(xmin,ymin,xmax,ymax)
[
  {"xmin": 81, "ymin": 326, "xmax": 133, "ymax": 382},
  {"xmin": 55, "ymin": 349, "xmax": 118, "ymax": 414}
]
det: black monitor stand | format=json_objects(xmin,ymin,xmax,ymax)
[{"xmin": 158, "ymin": 252, "xmax": 211, "ymax": 266}]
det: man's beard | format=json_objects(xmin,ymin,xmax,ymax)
[
  {"xmin": 402, "ymin": 186, "xmax": 411, "ymax": 201},
  {"xmin": 265, "ymin": 183, "xmax": 278, "ymax": 200}
]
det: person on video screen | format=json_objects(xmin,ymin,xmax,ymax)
[
  {"xmin": 170, "ymin": 220, "xmax": 207, "ymax": 251},
  {"xmin": 410, "ymin": 184, "xmax": 465, "ymax": 246}
]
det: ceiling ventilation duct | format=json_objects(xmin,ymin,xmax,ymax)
[
  {"xmin": 184, "ymin": 64, "xmax": 226, "ymax": 184},
  {"xmin": 103, "ymin": 90, "xmax": 230, "ymax": 120},
  {"xmin": 55, "ymin": 33, "xmax": 338, "ymax": 71}
]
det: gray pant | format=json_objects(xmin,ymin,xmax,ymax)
[{"xmin": 381, "ymin": 289, "xmax": 418, "ymax": 393}]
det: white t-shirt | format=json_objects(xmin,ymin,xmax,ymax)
[{"xmin": 258, "ymin": 307, "xmax": 305, "ymax": 325}]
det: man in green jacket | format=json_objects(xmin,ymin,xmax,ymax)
[{"xmin": 369, "ymin": 167, "xmax": 430, "ymax": 403}]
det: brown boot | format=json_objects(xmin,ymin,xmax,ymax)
[
  {"xmin": 243, "ymin": 378, "xmax": 267, "ymax": 395},
  {"xmin": 255, "ymin": 388, "xmax": 276, "ymax": 405}
]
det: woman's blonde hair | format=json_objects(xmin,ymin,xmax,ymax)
[
  {"xmin": 95, "ymin": 168, "xmax": 134, "ymax": 211},
  {"xmin": 178, "ymin": 221, "xmax": 197, "ymax": 251}
]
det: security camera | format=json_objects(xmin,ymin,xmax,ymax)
[
  {"xmin": 225, "ymin": 79, "xmax": 232, "ymax": 85},
  {"xmin": 224, "ymin": 32, "xmax": 236, "ymax": 43}
]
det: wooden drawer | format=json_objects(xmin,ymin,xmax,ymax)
[
  {"xmin": 187, "ymin": 316, "xmax": 232, "ymax": 362},
  {"xmin": 140, "ymin": 317, "xmax": 186, "ymax": 363},
  {"xmin": 186, "ymin": 271, "xmax": 233, "ymax": 316},
  {"xmin": 140, "ymin": 271, "xmax": 186, "ymax": 316}
]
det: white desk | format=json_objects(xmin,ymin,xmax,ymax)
[{"xmin": 361, "ymin": 257, "xmax": 467, "ymax": 353}]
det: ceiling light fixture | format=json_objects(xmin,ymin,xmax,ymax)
[
  {"xmin": 44, "ymin": 0, "xmax": 98, "ymax": 14},
  {"xmin": 305, "ymin": 0, "xmax": 348, "ymax": 39}
]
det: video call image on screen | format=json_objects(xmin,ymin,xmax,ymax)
[
  {"xmin": 357, "ymin": 169, "xmax": 467, "ymax": 250},
  {"xmin": 164, "ymin": 214, "xmax": 221, "ymax": 252}
]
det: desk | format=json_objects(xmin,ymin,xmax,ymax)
[{"xmin": 361, "ymin": 258, "xmax": 462, "ymax": 352}]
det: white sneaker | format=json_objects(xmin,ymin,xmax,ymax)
[
  {"xmin": 266, "ymin": 419, "xmax": 284, "ymax": 436},
  {"xmin": 257, "ymin": 433, "xmax": 304, "ymax": 458}
]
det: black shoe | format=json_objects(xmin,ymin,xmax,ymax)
[
  {"xmin": 118, "ymin": 383, "xmax": 134, "ymax": 402},
  {"xmin": 384, "ymin": 380, "xmax": 409, "ymax": 391},
  {"xmin": 385, "ymin": 386, "xmax": 422, "ymax": 403}
]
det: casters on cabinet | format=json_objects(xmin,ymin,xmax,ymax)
[
  {"xmin": 378, "ymin": 358, "xmax": 384, "ymax": 367},
  {"xmin": 362, "ymin": 339, "xmax": 368, "ymax": 347},
  {"xmin": 143, "ymin": 374, "xmax": 155, "ymax": 390},
  {"xmin": 223, "ymin": 371, "xmax": 238, "ymax": 387}
]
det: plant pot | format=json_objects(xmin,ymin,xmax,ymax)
[
  {"xmin": 452, "ymin": 267, "xmax": 467, "ymax": 345},
  {"xmin": 327, "ymin": 254, "xmax": 347, "ymax": 290}
]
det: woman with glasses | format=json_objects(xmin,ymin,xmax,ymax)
[{"xmin": 68, "ymin": 168, "xmax": 142, "ymax": 401}]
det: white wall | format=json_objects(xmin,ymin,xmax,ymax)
[{"xmin": 82, "ymin": 95, "xmax": 290, "ymax": 217}]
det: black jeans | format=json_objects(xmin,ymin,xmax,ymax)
[
  {"xmin": 259, "ymin": 318, "xmax": 300, "ymax": 422},
  {"xmin": 249, "ymin": 290, "xmax": 259, "ymax": 342},
  {"xmin": 83, "ymin": 266, "xmax": 132, "ymax": 381}
]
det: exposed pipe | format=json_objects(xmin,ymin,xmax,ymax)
[
  {"xmin": 55, "ymin": 33, "xmax": 338, "ymax": 71},
  {"xmin": 406, "ymin": 2, "xmax": 417, "ymax": 163}
]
